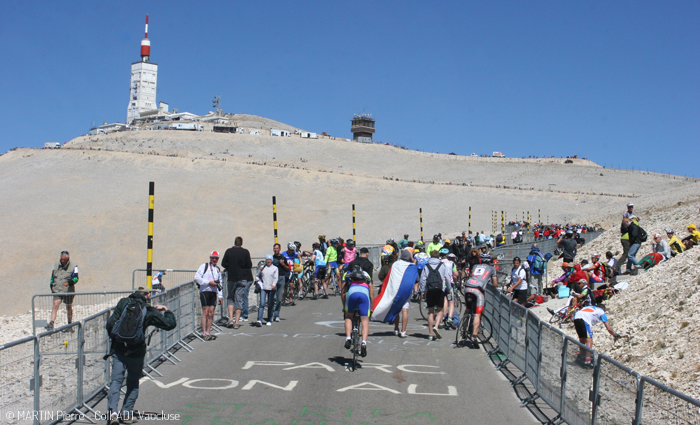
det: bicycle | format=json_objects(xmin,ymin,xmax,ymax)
[
  {"xmin": 327, "ymin": 267, "xmax": 340, "ymax": 296},
  {"xmin": 349, "ymin": 309, "xmax": 362, "ymax": 371},
  {"xmin": 282, "ymin": 273, "xmax": 300, "ymax": 306},
  {"xmin": 549, "ymin": 302, "xmax": 583, "ymax": 328},
  {"xmin": 299, "ymin": 261, "xmax": 315, "ymax": 300},
  {"xmin": 455, "ymin": 292, "xmax": 492, "ymax": 347}
]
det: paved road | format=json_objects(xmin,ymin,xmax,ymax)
[{"xmin": 93, "ymin": 290, "xmax": 538, "ymax": 425}]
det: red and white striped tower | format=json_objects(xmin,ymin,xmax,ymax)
[{"xmin": 141, "ymin": 15, "xmax": 151, "ymax": 62}]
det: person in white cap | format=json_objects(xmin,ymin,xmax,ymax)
[
  {"xmin": 255, "ymin": 254, "xmax": 279, "ymax": 326},
  {"xmin": 194, "ymin": 251, "xmax": 223, "ymax": 340}
]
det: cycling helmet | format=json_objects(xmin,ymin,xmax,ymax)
[
  {"xmin": 347, "ymin": 239, "xmax": 355, "ymax": 246},
  {"xmin": 627, "ymin": 203, "xmax": 634, "ymax": 207},
  {"xmin": 386, "ymin": 238, "xmax": 395, "ymax": 244},
  {"xmin": 480, "ymin": 253, "xmax": 492, "ymax": 263},
  {"xmin": 666, "ymin": 229, "xmax": 674, "ymax": 234},
  {"xmin": 447, "ymin": 253, "xmax": 456, "ymax": 259},
  {"xmin": 330, "ymin": 238, "xmax": 339, "ymax": 244},
  {"xmin": 318, "ymin": 234, "xmax": 326, "ymax": 239},
  {"xmin": 445, "ymin": 239, "xmax": 451, "ymax": 244},
  {"xmin": 287, "ymin": 242, "xmax": 296, "ymax": 251},
  {"xmin": 591, "ymin": 253, "xmax": 601, "ymax": 259},
  {"xmin": 438, "ymin": 248, "xmax": 450, "ymax": 255},
  {"xmin": 294, "ymin": 241, "xmax": 301, "ymax": 249},
  {"xmin": 348, "ymin": 265, "xmax": 366, "ymax": 282},
  {"xmin": 416, "ymin": 241, "xmax": 425, "ymax": 247},
  {"xmin": 513, "ymin": 256, "xmax": 521, "ymax": 264}
]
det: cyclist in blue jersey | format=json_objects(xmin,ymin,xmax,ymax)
[
  {"xmin": 311, "ymin": 242, "xmax": 328, "ymax": 299},
  {"xmin": 281, "ymin": 243, "xmax": 299, "ymax": 306},
  {"xmin": 343, "ymin": 266, "xmax": 375, "ymax": 357}
]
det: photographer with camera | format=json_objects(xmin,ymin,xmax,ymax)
[
  {"xmin": 106, "ymin": 287, "xmax": 176, "ymax": 424},
  {"xmin": 195, "ymin": 251, "xmax": 223, "ymax": 340}
]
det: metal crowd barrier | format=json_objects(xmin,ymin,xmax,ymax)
[
  {"xmin": 31, "ymin": 291, "xmax": 142, "ymax": 335},
  {"xmin": 482, "ymin": 284, "xmax": 700, "ymax": 424},
  {"xmin": 2, "ymin": 280, "xmax": 205, "ymax": 425},
  {"xmin": 131, "ymin": 269, "xmax": 196, "ymax": 290}
]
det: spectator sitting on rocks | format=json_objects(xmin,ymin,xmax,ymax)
[
  {"xmin": 666, "ymin": 229, "xmax": 685, "ymax": 257},
  {"xmin": 636, "ymin": 252, "xmax": 664, "ymax": 271},
  {"xmin": 651, "ymin": 233, "xmax": 671, "ymax": 261},
  {"xmin": 682, "ymin": 224, "xmax": 700, "ymax": 250}
]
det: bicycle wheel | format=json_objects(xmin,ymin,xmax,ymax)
[
  {"xmin": 455, "ymin": 313, "xmax": 471, "ymax": 347},
  {"xmin": 549, "ymin": 312, "xmax": 563, "ymax": 327},
  {"xmin": 419, "ymin": 298, "xmax": 428, "ymax": 320},
  {"xmin": 474, "ymin": 315, "xmax": 492, "ymax": 344},
  {"xmin": 452, "ymin": 289, "xmax": 462, "ymax": 312},
  {"xmin": 351, "ymin": 315, "xmax": 361, "ymax": 371}
]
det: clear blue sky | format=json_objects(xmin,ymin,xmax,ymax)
[{"xmin": 1, "ymin": 1, "xmax": 698, "ymax": 176}]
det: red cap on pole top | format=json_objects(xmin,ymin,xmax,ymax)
[{"xmin": 140, "ymin": 14, "xmax": 151, "ymax": 60}]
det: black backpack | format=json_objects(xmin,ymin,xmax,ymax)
[
  {"xmin": 638, "ymin": 227, "xmax": 648, "ymax": 242},
  {"xmin": 111, "ymin": 300, "xmax": 147, "ymax": 347},
  {"xmin": 425, "ymin": 263, "xmax": 444, "ymax": 291}
]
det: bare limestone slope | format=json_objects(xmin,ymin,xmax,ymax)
[{"xmin": 544, "ymin": 198, "xmax": 700, "ymax": 399}]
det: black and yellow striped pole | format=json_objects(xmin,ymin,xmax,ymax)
[
  {"xmin": 352, "ymin": 204, "xmax": 356, "ymax": 243},
  {"xmin": 272, "ymin": 196, "xmax": 279, "ymax": 244},
  {"xmin": 539, "ymin": 209, "xmax": 541, "ymax": 225},
  {"xmin": 146, "ymin": 181, "xmax": 154, "ymax": 289},
  {"xmin": 501, "ymin": 210, "xmax": 504, "ymax": 234},
  {"xmin": 468, "ymin": 206, "xmax": 471, "ymax": 233},
  {"xmin": 420, "ymin": 208, "xmax": 424, "ymax": 242}
]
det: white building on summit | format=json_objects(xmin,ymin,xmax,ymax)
[{"xmin": 127, "ymin": 15, "xmax": 158, "ymax": 124}]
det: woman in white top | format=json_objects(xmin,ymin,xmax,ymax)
[
  {"xmin": 256, "ymin": 255, "xmax": 279, "ymax": 326},
  {"xmin": 507, "ymin": 257, "xmax": 528, "ymax": 305}
]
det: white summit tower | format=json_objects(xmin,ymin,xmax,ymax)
[{"xmin": 127, "ymin": 15, "xmax": 158, "ymax": 124}]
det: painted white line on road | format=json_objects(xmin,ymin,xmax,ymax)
[
  {"xmin": 336, "ymin": 382, "xmax": 401, "ymax": 394},
  {"xmin": 241, "ymin": 380, "xmax": 298, "ymax": 391},
  {"xmin": 396, "ymin": 365, "xmax": 445, "ymax": 374},
  {"xmin": 182, "ymin": 378, "xmax": 239, "ymax": 389},
  {"xmin": 407, "ymin": 384, "xmax": 458, "ymax": 396}
]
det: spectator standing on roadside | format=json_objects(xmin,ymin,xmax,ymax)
[
  {"xmin": 46, "ymin": 251, "xmax": 79, "ymax": 331},
  {"xmin": 557, "ymin": 231, "xmax": 578, "ymax": 263},
  {"xmin": 255, "ymin": 255, "xmax": 278, "ymax": 326},
  {"xmin": 527, "ymin": 244, "xmax": 546, "ymax": 295},
  {"xmin": 106, "ymin": 287, "xmax": 176, "ymax": 425},
  {"xmin": 221, "ymin": 236, "xmax": 253, "ymax": 329},
  {"xmin": 621, "ymin": 218, "xmax": 643, "ymax": 274},
  {"xmin": 271, "ymin": 243, "xmax": 288, "ymax": 322},
  {"xmin": 151, "ymin": 271, "xmax": 166, "ymax": 292},
  {"xmin": 194, "ymin": 251, "xmax": 223, "ymax": 340},
  {"xmin": 619, "ymin": 203, "xmax": 637, "ymax": 270}
]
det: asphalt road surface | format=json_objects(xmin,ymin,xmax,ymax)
[{"xmin": 92, "ymin": 291, "xmax": 538, "ymax": 425}]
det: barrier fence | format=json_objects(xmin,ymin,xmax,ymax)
[
  {"xmin": 2, "ymin": 280, "xmax": 202, "ymax": 425},
  {"xmin": 482, "ymin": 284, "xmax": 700, "ymax": 424},
  {"xmin": 131, "ymin": 269, "xmax": 196, "ymax": 290},
  {"xmin": 32, "ymin": 291, "xmax": 142, "ymax": 335}
]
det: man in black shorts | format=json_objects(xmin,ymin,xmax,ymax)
[
  {"xmin": 194, "ymin": 251, "xmax": 223, "ymax": 340},
  {"xmin": 419, "ymin": 251, "xmax": 451, "ymax": 341}
]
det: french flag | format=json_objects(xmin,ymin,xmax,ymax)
[{"xmin": 372, "ymin": 260, "xmax": 418, "ymax": 323}]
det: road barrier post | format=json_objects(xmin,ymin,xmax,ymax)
[
  {"xmin": 420, "ymin": 208, "xmax": 424, "ymax": 242},
  {"xmin": 469, "ymin": 206, "xmax": 471, "ymax": 233},
  {"xmin": 272, "ymin": 196, "xmax": 279, "ymax": 244},
  {"xmin": 352, "ymin": 204, "xmax": 356, "ymax": 243},
  {"xmin": 147, "ymin": 181, "xmax": 154, "ymax": 289}
]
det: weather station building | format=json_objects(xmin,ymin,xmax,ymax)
[
  {"xmin": 351, "ymin": 114, "xmax": 375, "ymax": 143},
  {"xmin": 127, "ymin": 15, "xmax": 158, "ymax": 124}
]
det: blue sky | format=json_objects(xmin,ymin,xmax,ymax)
[{"xmin": 1, "ymin": 1, "xmax": 698, "ymax": 176}]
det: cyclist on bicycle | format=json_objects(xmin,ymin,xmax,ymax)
[
  {"xmin": 413, "ymin": 242, "xmax": 429, "ymax": 301},
  {"xmin": 340, "ymin": 239, "xmax": 358, "ymax": 273},
  {"xmin": 282, "ymin": 243, "xmax": 299, "ymax": 306},
  {"xmin": 463, "ymin": 254, "xmax": 498, "ymax": 347},
  {"xmin": 343, "ymin": 266, "xmax": 374, "ymax": 357},
  {"xmin": 324, "ymin": 238, "xmax": 341, "ymax": 292}
]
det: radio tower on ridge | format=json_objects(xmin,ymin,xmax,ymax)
[{"xmin": 127, "ymin": 15, "xmax": 159, "ymax": 124}]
